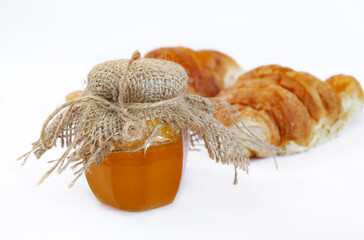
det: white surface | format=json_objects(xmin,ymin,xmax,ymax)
[{"xmin": 1, "ymin": 0, "xmax": 364, "ymax": 239}]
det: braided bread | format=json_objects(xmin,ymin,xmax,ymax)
[
  {"xmin": 216, "ymin": 65, "xmax": 364, "ymax": 156},
  {"xmin": 66, "ymin": 49, "xmax": 363, "ymax": 157}
]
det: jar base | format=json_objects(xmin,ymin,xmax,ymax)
[{"xmin": 94, "ymin": 195, "xmax": 175, "ymax": 212}]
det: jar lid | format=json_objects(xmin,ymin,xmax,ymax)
[{"xmin": 87, "ymin": 58, "xmax": 187, "ymax": 103}]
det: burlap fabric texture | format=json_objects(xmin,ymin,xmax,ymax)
[{"xmin": 19, "ymin": 51, "xmax": 271, "ymax": 187}]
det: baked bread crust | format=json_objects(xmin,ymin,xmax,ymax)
[
  {"xmin": 145, "ymin": 47, "xmax": 243, "ymax": 97},
  {"xmin": 238, "ymin": 65, "xmax": 328, "ymax": 122},
  {"xmin": 215, "ymin": 103, "xmax": 280, "ymax": 157},
  {"xmin": 217, "ymin": 80, "xmax": 313, "ymax": 146},
  {"xmin": 217, "ymin": 65, "xmax": 363, "ymax": 156}
]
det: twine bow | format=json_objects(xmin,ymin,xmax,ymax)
[{"xmin": 19, "ymin": 50, "xmax": 277, "ymax": 188}]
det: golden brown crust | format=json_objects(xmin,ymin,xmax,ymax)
[
  {"xmin": 326, "ymin": 74, "xmax": 364, "ymax": 103},
  {"xmin": 215, "ymin": 103, "xmax": 281, "ymax": 147},
  {"xmin": 238, "ymin": 65, "xmax": 326, "ymax": 122},
  {"xmin": 218, "ymin": 64, "xmax": 363, "ymax": 156},
  {"xmin": 217, "ymin": 80, "xmax": 314, "ymax": 146},
  {"xmin": 301, "ymin": 72, "xmax": 342, "ymax": 124},
  {"xmin": 145, "ymin": 47, "xmax": 242, "ymax": 97}
]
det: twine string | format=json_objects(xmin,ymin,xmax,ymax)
[
  {"xmin": 40, "ymin": 94, "xmax": 184, "ymax": 151},
  {"xmin": 19, "ymin": 50, "xmax": 272, "ymax": 187}
]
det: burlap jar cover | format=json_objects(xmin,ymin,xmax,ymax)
[{"xmin": 19, "ymin": 51, "xmax": 272, "ymax": 187}]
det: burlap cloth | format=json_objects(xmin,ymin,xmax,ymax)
[{"xmin": 19, "ymin": 51, "xmax": 272, "ymax": 187}]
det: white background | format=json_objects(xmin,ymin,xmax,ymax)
[{"xmin": 1, "ymin": 0, "xmax": 364, "ymax": 239}]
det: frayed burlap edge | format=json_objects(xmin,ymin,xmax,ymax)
[{"xmin": 18, "ymin": 51, "xmax": 277, "ymax": 187}]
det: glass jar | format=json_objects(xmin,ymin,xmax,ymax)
[
  {"xmin": 84, "ymin": 124, "xmax": 189, "ymax": 211},
  {"xmin": 66, "ymin": 91, "xmax": 189, "ymax": 211}
]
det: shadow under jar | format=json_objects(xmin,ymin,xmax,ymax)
[{"xmin": 85, "ymin": 124, "xmax": 189, "ymax": 211}]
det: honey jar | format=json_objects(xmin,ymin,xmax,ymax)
[
  {"xmin": 85, "ymin": 128, "xmax": 189, "ymax": 211},
  {"xmin": 21, "ymin": 51, "xmax": 250, "ymax": 212},
  {"xmin": 66, "ymin": 91, "xmax": 189, "ymax": 211}
]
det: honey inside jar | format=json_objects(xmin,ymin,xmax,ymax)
[
  {"xmin": 86, "ymin": 128, "xmax": 186, "ymax": 211},
  {"xmin": 67, "ymin": 91, "xmax": 188, "ymax": 211}
]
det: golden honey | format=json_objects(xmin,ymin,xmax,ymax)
[
  {"xmin": 67, "ymin": 91, "xmax": 188, "ymax": 211},
  {"xmin": 86, "ymin": 131, "xmax": 186, "ymax": 211}
]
